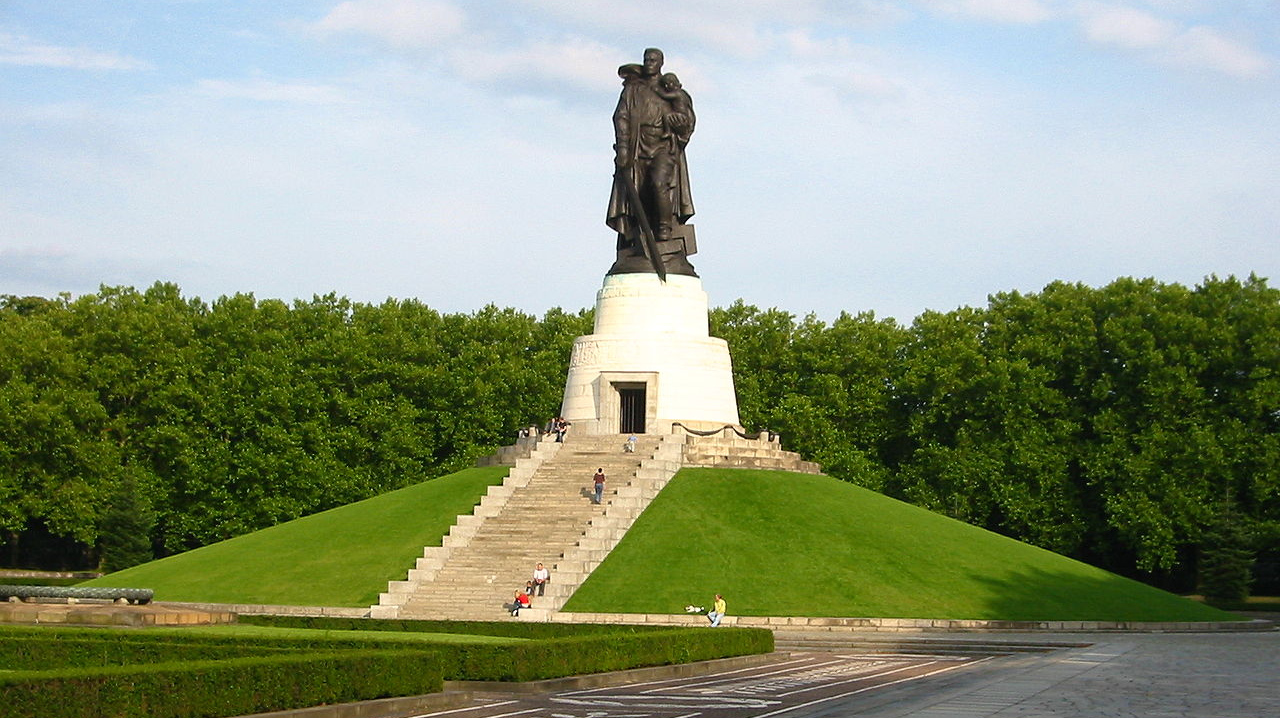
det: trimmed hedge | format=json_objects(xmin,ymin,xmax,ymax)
[
  {"xmin": 0, "ymin": 619, "xmax": 771, "ymax": 717},
  {"xmin": 239, "ymin": 616, "xmax": 775, "ymax": 681},
  {"xmin": 239, "ymin": 614, "xmax": 674, "ymax": 639},
  {"xmin": 0, "ymin": 636, "xmax": 292, "ymax": 671},
  {"xmin": 0, "ymin": 649, "xmax": 443, "ymax": 718},
  {"xmin": 433, "ymin": 627, "xmax": 773, "ymax": 681}
]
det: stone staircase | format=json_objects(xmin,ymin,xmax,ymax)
[
  {"xmin": 524, "ymin": 435, "xmax": 684, "ymax": 620},
  {"xmin": 371, "ymin": 433, "xmax": 681, "ymax": 621},
  {"xmin": 682, "ymin": 430, "xmax": 822, "ymax": 473}
]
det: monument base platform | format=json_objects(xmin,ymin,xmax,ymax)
[{"xmin": 561, "ymin": 274, "xmax": 739, "ymax": 436}]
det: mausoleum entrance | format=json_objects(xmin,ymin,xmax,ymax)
[{"xmin": 618, "ymin": 384, "xmax": 646, "ymax": 434}]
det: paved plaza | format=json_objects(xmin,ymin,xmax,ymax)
[
  {"xmin": 832, "ymin": 630, "xmax": 1280, "ymax": 717},
  {"xmin": 392, "ymin": 630, "xmax": 1279, "ymax": 718}
]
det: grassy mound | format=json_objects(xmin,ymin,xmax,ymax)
[
  {"xmin": 564, "ymin": 468, "xmax": 1238, "ymax": 622},
  {"xmin": 86, "ymin": 464, "xmax": 1237, "ymax": 622},
  {"xmin": 86, "ymin": 467, "xmax": 508, "ymax": 606}
]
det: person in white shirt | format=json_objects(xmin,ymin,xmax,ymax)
[{"xmin": 532, "ymin": 562, "xmax": 550, "ymax": 597}]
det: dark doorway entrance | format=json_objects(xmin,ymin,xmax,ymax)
[{"xmin": 618, "ymin": 386, "xmax": 646, "ymax": 434}]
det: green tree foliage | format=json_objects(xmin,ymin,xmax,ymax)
[
  {"xmin": 1198, "ymin": 506, "xmax": 1255, "ymax": 602},
  {"xmin": 0, "ymin": 297, "xmax": 122, "ymax": 552},
  {"xmin": 98, "ymin": 472, "xmax": 155, "ymax": 572},
  {"xmin": 709, "ymin": 276, "xmax": 1279, "ymax": 590},
  {"xmin": 1, "ymin": 275, "xmax": 1275, "ymax": 595},
  {"xmin": 0, "ymin": 285, "xmax": 589, "ymax": 565},
  {"xmin": 710, "ymin": 303, "xmax": 904, "ymax": 490}
]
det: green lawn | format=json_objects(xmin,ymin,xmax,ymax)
[
  {"xmin": 83, "ymin": 464, "xmax": 1240, "ymax": 622},
  {"xmin": 85, "ymin": 466, "xmax": 508, "ymax": 606},
  {"xmin": 564, "ymin": 468, "xmax": 1240, "ymax": 622}
]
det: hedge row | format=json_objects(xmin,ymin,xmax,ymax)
[
  {"xmin": 0, "ymin": 620, "xmax": 771, "ymax": 717},
  {"xmin": 238, "ymin": 616, "xmax": 775, "ymax": 681},
  {"xmin": 239, "ymin": 614, "xmax": 674, "ymax": 639},
  {"xmin": 0, "ymin": 636, "xmax": 291, "ymax": 671},
  {"xmin": 427, "ymin": 627, "xmax": 774, "ymax": 681},
  {"xmin": 0, "ymin": 649, "xmax": 443, "ymax": 718}
]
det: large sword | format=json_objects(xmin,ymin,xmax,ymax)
[{"xmin": 613, "ymin": 168, "xmax": 667, "ymax": 281}]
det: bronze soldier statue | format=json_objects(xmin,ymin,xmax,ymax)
[{"xmin": 606, "ymin": 48, "xmax": 698, "ymax": 278}]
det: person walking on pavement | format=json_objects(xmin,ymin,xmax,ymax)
[{"xmin": 593, "ymin": 468, "xmax": 606, "ymax": 504}]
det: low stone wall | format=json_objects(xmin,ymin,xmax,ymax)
[
  {"xmin": 0, "ymin": 602, "xmax": 236, "ymax": 627},
  {"xmin": 160, "ymin": 601, "xmax": 368, "ymax": 618},
  {"xmin": 0, "ymin": 569, "xmax": 101, "ymax": 580},
  {"xmin": 475, "ymin": 435, "xmax": 545, "ymax": 467},
  {"xmin": 64, "ymin": 601, "xmax": 1270, "ymax": 633},
  {"xmin": 680, "ymin": 431, "xmax": 821, "ymax": 474},
  {"xmin": 552, "ymin": 611, "xmax": 1276, "ymax": 633}
]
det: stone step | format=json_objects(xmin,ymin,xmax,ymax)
[{"xmin": 373, "ymin": 434, "xmax": 689, "ymax": 618}]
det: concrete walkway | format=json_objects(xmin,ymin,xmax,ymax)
[
  {"xmin": 245, "ymin": 630, "xmax": 1280, "ymax": 718},
  {"xmin": 836, "ymin": 630, "xmax": 1280, "ymax": 717},
  {"xmin": 7, "ymin": 601, "xmax": 1275, "ymax": 716}
]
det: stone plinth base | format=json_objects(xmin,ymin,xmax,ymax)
[{"xmin": 561, "ymin": 274, "xmax": 739, "ymax": 435}]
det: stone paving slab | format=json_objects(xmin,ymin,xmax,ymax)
[
  {"xmin": 840, "ymin": 630, "xmax": 1280, "ymax": 717},
  {"xmin": 290, "ymin": 631, "xmax": 1277, "ymax": 718},
  {"xmin": 242, "ymin": 627, "xmax": 1280, "ymax": 718}
]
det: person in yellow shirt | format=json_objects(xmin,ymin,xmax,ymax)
[{"xmin": 708, "ymin": 594, "xmax": 726, "ymax": 627}]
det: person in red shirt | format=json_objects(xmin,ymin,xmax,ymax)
[{"xmin": 511, "ymin": 589, "xmax": 531, "ymax": 616}]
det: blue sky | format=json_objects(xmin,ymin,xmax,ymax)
[{"xmin": 2, "ymin": 1, "xmax": 1276, "ymax": 323}]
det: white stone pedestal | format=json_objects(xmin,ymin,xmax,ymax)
[{"xmin": 560, "ymin": 274, "xmax": 740, "ymax": 436}]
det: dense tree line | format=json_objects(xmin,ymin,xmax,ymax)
[
  {"xmin": 0, "ymin": 284, "xmax": 589, "ymax": 567},
  {"xmin": 713, "ymin": 275, "xmax": 1279, "ymax": 593},
  {"xmin": 2, "ymin": 276, "xmax": 1276, "ymax": 594}
]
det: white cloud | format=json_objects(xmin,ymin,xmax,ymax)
[
  {"xmin": 310, "ymin": 0, "xmax": 465, "ymax": 48},
  {"xmin": 504, "ymin": 1, "xmax": 801, "ymax": 57},
  {"xmin": 1074, "ymin": 3, "xmax": 1272, "ymax": 77},
  {"xmin": 1170, "ymin": 25, "xmax": 1272, "ymax": 78},
  {"xmin": 194, "ymin": 78, "xmax": 349, "ymax": 104},
  {"xmin": 449, "ymin": 39, "xmax": 622, "ymax": 95},
  {"xmin": 918, "ymin": 1, "xmax": 1273, "ymax": 78},
  {"xmin": 782, "ymin": 30, "xmax": 868, "ymax": 59},
  {"xmin": 1076, "ymin": 3, "xmax": 1175, "ymax": 49},
  {"xmin": 0, "ymin": 32, "xmax": 151, "ymax": 70},
  {"xmin": 780, "ymin": 31, "xmax": 904, "ymax": 98},
  {"xmin": 925, "ymin": 0, "xmax": 1055, "ymax": 24}
]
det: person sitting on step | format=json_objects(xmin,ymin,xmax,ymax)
[
  {"xmin": 532, "ymin": 562, "xmax": 550, "ymax": 596},
  {"xmin": 510, "ymin": 588, "xmax": 531, "ymax": 616}
]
